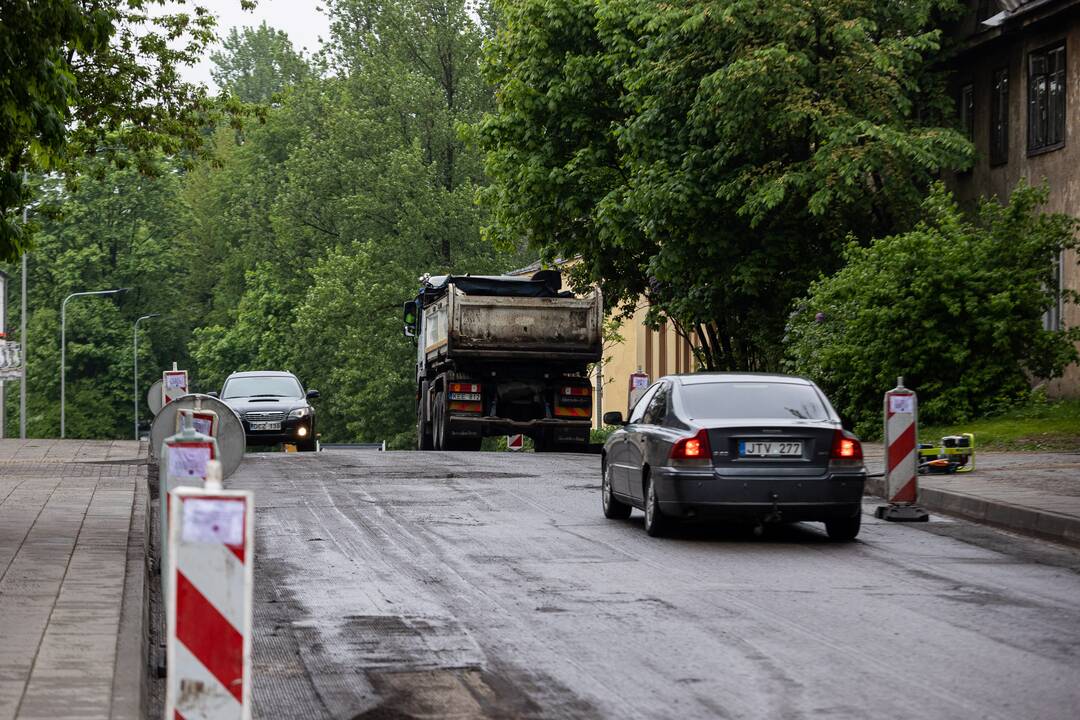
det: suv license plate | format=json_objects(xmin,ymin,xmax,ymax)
[
  {"xmin": 250, "ymin": 421, "xmax": 281, "ymax": 431},
  {"xmin": 740, "ymin": 441, "xmax": 802, "ymax": 457}
]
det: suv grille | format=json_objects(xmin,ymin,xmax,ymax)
[{"xmin": 245, "ymin": 411, "xmax": 285, "ymax": 422}]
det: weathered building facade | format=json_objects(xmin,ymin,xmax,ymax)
[{"xmin": 950, "ymin": 0, "xmax": 1080, "ymax": 396}]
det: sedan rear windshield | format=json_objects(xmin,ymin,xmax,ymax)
[
  {"xmin": 681, "ymin": 382, "xmax": 830, "ymax": 421},
  {"xmin": 223, "ymin": 376, "xmax": 303, "ymax": 399}
]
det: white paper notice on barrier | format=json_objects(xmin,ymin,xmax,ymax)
[
  {"xmin": 165, "ymin": 372, "xmax": 187, "ymax": 389},
  {"xmin": 192, "ymin": 417, "xmax": 212, "ymax": 435},
  {"xmin": 181, "ymin": 498, "xmax": 244, "ymax": 545},
  {"xmin": 889, "ymin": 395, "xmax": 914, "ymax": 414},
  {"xmin": 168, "ymin": 445, "xmax": 211, "ymax": 478}
]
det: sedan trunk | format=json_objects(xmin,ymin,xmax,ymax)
[{"xmin": 706, "ymin": 422, "xmax": 838, "ymax": 476}]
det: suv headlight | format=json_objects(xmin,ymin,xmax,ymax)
[{"xmin": 288, "ymin": 407, "xmax": 311, "ymax": 419}]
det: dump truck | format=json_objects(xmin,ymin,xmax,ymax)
[{"xmin": 403, "ymin": 270, "xmax": 603, "ymax": 451}]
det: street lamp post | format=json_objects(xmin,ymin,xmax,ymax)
[
  {"xmin": 60, "ymin": 288, "xmax": 129, "ymax": 439},
  {"xmin": 20, "ymin": 168, "xmax": 28, "ymax": 439},
  {"xmin": 133, "ymin": 313, "xmax": 160, "ymax": 440}
]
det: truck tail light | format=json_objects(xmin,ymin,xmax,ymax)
[
  {"xmin": 555, "ymin": 384, "xmax": 592, "ymax": 417},
  {"xmin": 449, "ymin": 382, "xmax": 481, "ymax": 394},
  {"xmin": 447, "ymin": 382, "xmax": 482, "ymax": 413}
]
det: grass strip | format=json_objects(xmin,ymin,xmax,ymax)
[{"xmin": 919, "ymin": 399, "xmax": 1080, "ymax": 452}]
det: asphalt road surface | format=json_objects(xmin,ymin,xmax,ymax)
[{"xmin": 232, "ymin": 449, "xmax": 1080, "ymax": 719}]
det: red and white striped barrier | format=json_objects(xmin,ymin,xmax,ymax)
[
  {"xmin": 163, "ymin": 366, "xmax": 189, "ymax": 406},
  {"xmin": 877, "ymin": 378, "xmax": 929, "ymax": 521},
  {"xmin": 166, "ymin": 483, "xmax": 253, "ymax": 719}
]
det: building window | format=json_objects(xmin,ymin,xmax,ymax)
[
  {"xmin": 1028, "ymin": 43, "xmax": 1066, "ymax": 154},
  {"xmin": 960, "ymin": 84, "xmax": 975, "ymax": 141},
  {"xmin": 991, "ymin": 68, "xmax": 1009, "ymax": 165}
]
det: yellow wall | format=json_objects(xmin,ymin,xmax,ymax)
[
  {"xmin": 592, "ymin": 300, "xmax": 698, "ymax": 426},
  {"xmin": 506, "ymin": 261, "xmax": 699, "ymax": 424}
]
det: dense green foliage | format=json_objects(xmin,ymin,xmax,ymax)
[
  {"xmin": 785, "ymin": 182, "xmax": 1079, "ymax": 437},
  {"xmin": 3, "ymin": 0, "xmax": 520, "ymax": 445},
  {"xmin": 3, "ymin": 0, "xmax": 1076, "ymax": 445},
  {"xmin": 0, "ymin": 0, "xmax": 254, "ymax": 261},
  {"xmin": 183, "ymin": 0, "xmax": 512, "ymax": 447},
  {"xmin": 474, "ymin": 0, "xmax": 972, "ymax": 370},
  {"xmin": 2, "ymin": 158, "xmax": 197, "ymax": 438}
]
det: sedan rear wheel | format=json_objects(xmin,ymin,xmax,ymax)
[
  {"xmin": 643, "ymin": 474, "xmax": 669, "ymax": 537},
  {"xmin": 602, "ymin": 462, "xmax": 631, "ymax": 520},
  {"xmin": 825, "ymin": 511, "xmax": 862, "ymax": 542}
]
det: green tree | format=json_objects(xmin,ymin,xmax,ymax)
[
  {"xmin": 185, "ymin": 0, "xmax": 508, "ymax": 444},
  {"xmin": 3, "ymin": 155, "xmax": 197, "ymax": 438},
  {"xmin": 210, "ymin": 22, "xmax": 312, "ymax": 103},
  {"xmin": 474, "ymin": 0, "xmax": 972, "ymax": 370},
  {"xmin": 785, "ymin": 182, "xmax": 1079, "ymax": 436},
  {"xmin": 0, "ymin": 0, "xmax": 254, "ymax": 261}
]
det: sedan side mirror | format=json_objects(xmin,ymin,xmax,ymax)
[
  {"xmin": 207, "ymin": 391, "xmax": 219, "ymax": 398},
  {"xmin": 602, "ymin": 411, "xmax": 625, "ymax": 426},
  {"xmin": 306, "ymin": 389, "xmax": 320, "ymax": 400}
]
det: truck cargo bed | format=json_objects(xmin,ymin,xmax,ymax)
[{"xmin": 424, "ymin": 289, "xmax": 602, "ymax": 363}]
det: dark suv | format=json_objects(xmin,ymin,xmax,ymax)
[{"xmin": 215, "ymin": 371, "xmax": 319, "ymax": 451}]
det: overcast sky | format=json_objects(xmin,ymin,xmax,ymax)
[{"xmin": 180, "ymin": 0, "xmax": 331, "ymax": 91}]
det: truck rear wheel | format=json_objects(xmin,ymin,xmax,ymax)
[
  {"xmin": 452, "ymin": 436, "xmax": 482, "ymax": 452},
  {"xmin": 433, "ymin": 392, "xmax": 447, "ymax": 450},
  {"xmin": 533, "ymin": 429, "xmax": 553, "ymax": 453},
  {"xmin": 417, "ymin": 403, "xmax": 433, "ymax": 450}
]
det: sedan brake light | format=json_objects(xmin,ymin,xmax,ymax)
[
  {"xmin": 830, "ymin": 429, "xmax": 863, "ymax": 466},
  {"xmin": 670, "ymin": 428, "xmax": 711, "ymax": 461}
]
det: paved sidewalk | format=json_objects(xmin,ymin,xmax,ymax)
[
  {"xmin": 864, "ymin": 444, "xmax": 1080, "ymax": 546},
  {"xmin": 0, "ymin": 439, "xmax": 147, "ymax": 720}
]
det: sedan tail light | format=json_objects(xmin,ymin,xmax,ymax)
[
  {"xmin": 669, "ymin": 428, "xmax": 712, "ymax": 466},
  {"xmin": 830, "ymin": 429, "xmax": 864, "ymax": 468}
]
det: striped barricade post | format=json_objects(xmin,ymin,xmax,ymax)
[
  {"xmin": 875, "ymin": 377, "xmax": 929, "ymax": 522},
  {"xmin": 166, "ymin": 461, "xmax": 253, "ymax": 719},
  {"xmin": 161, "ymin": 411, "xmax": 221, "ymax": 604},
  {"xmin": 175, "ymin": 396, "xmax": 220, "ymax": 439},
  {"xmin": 163, "ymin": 362, "xmax": 190, "ymax": 406}
]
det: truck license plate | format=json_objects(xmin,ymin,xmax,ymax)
[
  {"xmin": 740, "ymin": 441, "xmax": 802, "ymax": 457},
  {"xmin": 250, "ymin": 421, "xmax": 281, "ymax": 431},
  {"xmin": 448, "ymin": 392, "xmax": 481, "ymax": 401}
]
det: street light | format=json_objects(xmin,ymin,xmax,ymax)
[
  {"xmin": 133, "ymin": 313, "xmax": 160, "ymax": 440},
  {"xmin": 60, "ymin": 288, "xmax": 129, "ymax": 439}
]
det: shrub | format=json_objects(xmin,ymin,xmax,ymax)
[{"xmin": 785, "ymin": 181, "xmax": 1078, "ymax": 438}]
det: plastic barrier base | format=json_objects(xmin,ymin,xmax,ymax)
[{"xmin": 875, "ymin": 504, "xmax": 931, "ymax": 522}]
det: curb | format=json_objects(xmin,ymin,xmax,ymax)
[
  {"xmin": 110, "ymin": 458, "xmax": 149, "ymax": 719},
  {"xmin": 866, "ymin": 476, "xmax": 1080, "ymax": 547}
]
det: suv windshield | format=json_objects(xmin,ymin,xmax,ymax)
[
  {"xmin": 681, "ymin": 382, "xmax": 829, "ymax": 421},
  {"xmin": 223, "ymin": 376, "xmax": 303, "ymax": 399}
]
